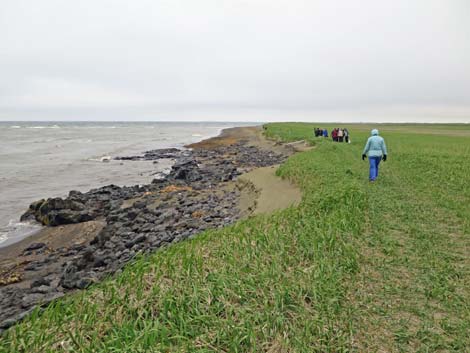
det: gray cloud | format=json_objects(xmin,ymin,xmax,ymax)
[{"xmin": 1, "ymin": 0, "xmax": 470, "ymax": 122}]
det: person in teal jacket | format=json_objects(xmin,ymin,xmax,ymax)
[{"xmin": 362, "ymin": 129, "xmax": 388, "ymax": 181}]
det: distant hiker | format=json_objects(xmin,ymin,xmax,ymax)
[
  {"xmin": 314, "ymin": 128, "xmax": 318, "ymax": 137},
  {"xmin": 322, "ymin": 129, "xmax": 328, "ymax": 138},
  {"xmin": 344, "ymin": 128, "xmax": 350, "ymax": 143},
  {"xmin": 332, "ymin": 128, "xmax": 338, "ymax": 141},
  {"xmin": 362, "ymin": 129, "xmax": 388, "ymax": 182},
  {"xmin": 338, "ymin": 128, "xmax": 344, "ymax": 142}
]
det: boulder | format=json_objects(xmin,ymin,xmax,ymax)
[
  {"xmin": 21, "ymin": 197, "xmax": 97, "ymax": 226},
  {"xmin": 30, "ymin": 277, "xmax": 50, "ymax": 288},
  {"xmin": 24, "ymin": 242, "xmax": 46, "ymax": 252},
  {"xmin": 170, "ymin": 158, "xmax": 202, "ymax": 182}
]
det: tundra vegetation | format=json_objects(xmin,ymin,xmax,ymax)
[{"xmin": 1, "ymin": 123, "xmax": 469, "ymax": 352}]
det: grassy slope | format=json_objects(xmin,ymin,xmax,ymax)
[{"xmin": 1, "ymin": 123, "xmax": 469, "ymax": 352}]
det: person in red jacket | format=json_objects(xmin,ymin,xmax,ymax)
[{"xmin": 332, "ymin": 128, "xmax": 338, "ymax": 142}]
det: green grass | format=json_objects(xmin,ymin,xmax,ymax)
[{"xmin": 1, "ymin": 123, "xmax": 470, "ymax": 352}]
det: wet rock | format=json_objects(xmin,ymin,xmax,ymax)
[
  {"xmin": 47, "ymin": 210, "xmax": 94, "ymax": 226},
  {"xmin": 133, "ymin": 234, "xmax": 146, "ymax": 244},
  {"xmin": 115, "ymin": 148, "xmax": 182, "ymax": 161},
  {"xmin": 30, "ymin": 277, "xmax": 50, "ymax": 288},
  {"xmin": 127, "ymin": 208, "xmax": 139, "ymax": 220},
  {"xmin": 170, "ymin": 158, "xmax": 202, "ymax": 181},
  {"xmin": 21, "ymin": 198, "xmax": 96, "ymax": 226},
  {"xmin": 24, "ymin": 261, "xmax": 42, "ymax": 271},
  {"xmin": 93, "ymin": 256, "xmax": 106, "ymax": 268},
  {"xmin": 20, "ymin": 199, "xmax": 45, "ymax": 222},
  {"xmin": 24, "ymin": 242, "xmax": 46, "ymax": 252}
]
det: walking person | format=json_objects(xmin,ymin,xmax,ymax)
[
  {"xmin": 332, "ymin": 128, "xmax": 338, "ymax": 142},
  {"xmin": 344, "ymin": 128, "xmax": 350, "ymax": 143},
  {"xmin": 322, "ymin": 128, "xmax": 328, "ymax": 138},
  {"xmin": 338, "ymin": 128, "xmax": 344, "ymax": 142},
  {"xmin": 362, "ymin": 129, "xmax": 388, "ymax": 182}
]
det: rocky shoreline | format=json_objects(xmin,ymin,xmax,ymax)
[{"xmin": 0, "ymin": 126, "xmax": 294, "ymax": 333}]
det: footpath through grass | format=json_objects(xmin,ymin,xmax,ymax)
[{"xmin": 1, "ymin": 123, "xmax": 470, "ymax": 352}]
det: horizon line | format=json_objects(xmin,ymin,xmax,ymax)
[{"xmin": 1, "ymin": 120, "xmax": 469, "ymax": 125}]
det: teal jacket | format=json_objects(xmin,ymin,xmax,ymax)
[{"xmin": 362, "ymin": 129, "xmax": 387, "ymax": 157}]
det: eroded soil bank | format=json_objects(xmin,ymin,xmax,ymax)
[
  {"xmin": 238, "ymin": 165, "xmax": 302, "ymax": 215},
  {"xmin": 0, "ymin": 126, "xmax": 303, "ymax": 332}
]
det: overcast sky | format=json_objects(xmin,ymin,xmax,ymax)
[{"xmin": 1, "ymin": 0, "xmax": 469, "ymax": 122}]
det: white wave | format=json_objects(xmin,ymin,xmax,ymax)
[
  {"xmin": 88, "ymin": 155, "xmax": 113, "ymax": 162},
  {"xmin": 0, "ymin": 220, "xmax": 42, "ymax": 246},
  {"xmin": 10, "ymin": 125, "xmax": 21, "ymax": 129},
  {"xmin": 191, "ymin": 133, "xmax": 203, "ymax": 137},
  {"xmin": 26, "ymin": 125, "xmax": 61, "ymax": 129},
  {"xmin": 0, "ymin": 232, "xmax": 7, "ymax": 245}
]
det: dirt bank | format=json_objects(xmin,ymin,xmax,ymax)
[{"xmin": 238, "ymin": 165, "xmax": 302, "ymax": 215}]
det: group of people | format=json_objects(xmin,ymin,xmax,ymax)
[
  {"xmin": 313, "ymin": 127, "xmax": 350, "ymax": 143},
  {"xmin": 314, "ymin": 127, "xmax": 328, "ymax": 138},
  {"xmin": 331, "ymin": 128, "xmax": 349, "ymax": 143}
]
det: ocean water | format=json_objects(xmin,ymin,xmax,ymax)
[{"xmin": 0, "ymin": 121, "xmax": 251, "ymax": 247}]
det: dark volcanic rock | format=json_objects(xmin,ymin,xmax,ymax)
[
  {"xmin": 20, "ymin": 199, "xmax": 45, "ymax": 222},
  {"xmin": 170, "ymin": 158, "xmax": 202, "ymax": 182},
  {"xmin": 24, "ymin": 242, "xmax": 46, "ymax": 252},
  {"xmin": 21, "ymin": 293, "xmax": 45, "ymax": 308},
  {"xmin": 21, "ymin": 198, "xmax": 96, "ymax": 226},
  {"xmin": 115, "ymin": 147, "xmax": 182, "ymax": 161},
  {"xmin": 92, "ymin": 256, "xmax": 106, "ymax": 268},
  {"xmin": 30, "ymin": 277, "xmax": 50, "ymax": 288}
]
